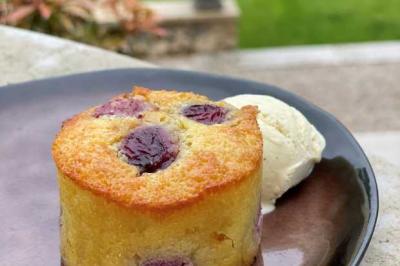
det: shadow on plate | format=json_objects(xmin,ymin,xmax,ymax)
[{"xmin": 254, "ymin": 157, "xmax": 365, "ymax": 266}]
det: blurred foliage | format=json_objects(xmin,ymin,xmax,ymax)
[
  {"xmin": 0, "ymin": 0, "xmax": 161, "ymax": 49},
  {"xmin": 237, "ymin": 0, "xmax": 400, "ymax": 47},
  {"xmin": 1, "ymin": 0, "xmax": 399, "ymax": 50}
]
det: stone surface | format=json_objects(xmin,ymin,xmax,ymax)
[
  {"xmin": 356, "ymin": 132, "xmax": 400, "ymax": 168},
  {"xmin": 151, "ymin": 42, "xmax": 400, "ymax": 133},
  {"xmin": 0, "ymin": 27, "xmax": 399, "ymax": 265},
  {"xmin": 151, "ymin": 41, "xmax": 400, "ymax": 69},
  {"xmin": 94, "ymin": 0, "xmax": 239, "ymax": 56},
  {"xmin": 355, "ymin": 132, "xmax": 400, "ymax": 265},
  {"xmin": 0, "ymin": 26, "xmax": 152, "ymax": 86},
  {"xmin": 359, "ymin": 156, "xmax": 400, "ymax": 266},
  {"xmin": 125, "ymin": 21, "xmax": 237, "ymax": 57},
  {"xmin": 355, "ymin": 131, "xmax": 400, "ymax": 266},
  {"xmin": 153, "ymin": 41, "xmax": 400, "ymax": 68},
  {"xmin": 95, "ymin": 0, "xmax": 239, "ymax": 24}
]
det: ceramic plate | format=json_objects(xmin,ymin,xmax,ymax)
[{"xmin": 0, "ymin": 68, "xmax": 378, "ymax": 266}]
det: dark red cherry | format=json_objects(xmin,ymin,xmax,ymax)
[
  {"xmin": 120, "ymin": 126, "xmax": 179, "ymax": 174},
  {"xmin": 182, "ymin": 104, "xmax": 228, "ymax": 125},
  {"xmin": 94, "ymin": 98, "xmax": 151, "ymax": 118},
  {"xmin": 140, "ymin": 257, "xmax": 193, "ymax": 266}
]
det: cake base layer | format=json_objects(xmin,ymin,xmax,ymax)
[{"xmin": 58, "ymin": 167, "xmax": 261, "ymax": 266}]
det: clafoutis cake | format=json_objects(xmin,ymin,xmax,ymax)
[{"xmin": 52, "ymin": 87, "xmax": 263, "ymax": 266}]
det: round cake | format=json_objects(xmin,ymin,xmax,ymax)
[{"xmin": 52, "ymin": 87, "xmax": 263, "ymax": 266}]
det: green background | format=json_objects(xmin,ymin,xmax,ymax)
[{"xmin": 237, "ymin": 0, "xmax": 400, "ymax": 48}]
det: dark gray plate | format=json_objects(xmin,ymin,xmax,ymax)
[{"xmin": 0, "ymin": 68, "xmax": 378, "ymax": 266}]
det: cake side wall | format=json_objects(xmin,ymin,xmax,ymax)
[{"xmin": 58, "ymin": 166, "xmax": 261, "ymax": 266}]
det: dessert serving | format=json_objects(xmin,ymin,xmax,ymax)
[
  {"xmin": 224, "ymin": 95, "xmax": 325, "ymax": 213},
  {"xmin": 52, "ymin": 87, "xmax": 263, "ymax": 266}
]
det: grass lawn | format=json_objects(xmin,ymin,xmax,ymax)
[{"xmin": 236, "ymin": 0, "xmax": 400, "ymax": 48}]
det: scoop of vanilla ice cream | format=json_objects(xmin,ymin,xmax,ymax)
[{"xmin": 224, "ymin": 94, "xmax": 326, "ymax": 213}]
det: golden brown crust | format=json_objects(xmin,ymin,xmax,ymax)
[{"xmin": 52, "ymin": 87, "xmax": 262, "ymax": 212}]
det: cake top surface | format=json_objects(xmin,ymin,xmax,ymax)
[{"xmin": 52, "ymin": 87, "xmax": 262, "ymax": 212}]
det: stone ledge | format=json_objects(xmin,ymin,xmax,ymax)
[
  {"xmin": 149, "ymin": 0, "xmax": 240, "ymax": 24},
  {"xmin": 0, "ymin": 25, "xmax": 152, "ymax": 86},
  {"xmin": 151, "ymin": 41, "xmax": 400, "ymax": 68},
  {"xmin": 94, "ymin": 0, "xmax": 239, "ymax": 25},
  {"xmin": 93, "ymin": 0, "xmax": 240, "ymax": 56}
]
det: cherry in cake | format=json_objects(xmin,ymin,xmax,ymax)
[
  {"xmin": 182, "ymin": 104, "xmax": 228, "ymax": 125},
  {"xmin": 94, "ymin": 98, "xmax": 153, "ymax": 118},
  {"xmin": 120, "ymin": 126, "xmax": 179, "ymax": 174},
  {"xmin": 140, "ymin": 257, "xmax": 193, "ymax": 266}
]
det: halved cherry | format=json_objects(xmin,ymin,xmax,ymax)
[
  {"xmin": 182, "ymin": 104, "xmax": 228, "ymax": 125},
  {"xmin": 94, "ymin": 98, "xmax": 152, "ymax": 118},
  {"xmin": 120, "ymin": 126, "xmax": 179, "ymax": 174}
]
